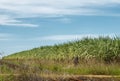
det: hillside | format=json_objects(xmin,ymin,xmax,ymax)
[
  {"xmin": 1, "ymin": 36, "xmax": 120, "ymax": 77},
  {"xmin": 4, "ymin": 36, "xmax": 120, "ymax": 62}
]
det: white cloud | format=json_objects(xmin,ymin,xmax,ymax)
[
  {"xmin": 0, "ymin": 0, "xmax": 120, "ymax": 17},
  {"xmin": 0, "ymin": 15, "xmax": 38, "ymax": 27},
  {"xmin": 35, "ymin": 34, "xmax": 116, "ymax": 41},
  {"xmin": 0, "ymin": 0, "xmax": 120, "ymax": 27},
  {"xmin": 1, "ymin": 23, "xmax": 38, "ymax": 28}
]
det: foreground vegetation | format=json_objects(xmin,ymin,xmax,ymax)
[
  {"xmin": 0, "ymin": 59, "xmax": 120, "ymax": 81},
  {"xmin": 1, "ymin": 37, "xmax": 120, "ymax": 81}
]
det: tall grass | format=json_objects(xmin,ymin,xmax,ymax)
[
  {"xmin": 1, "ymin": 59, "xmax": 120, "ymax": 75},
  {"xmin": 1, "ymin": 36, "xmax": 120, "ymax": 80},
  {"xmin": 0, "ymin": 59, "xmax": 120, "ymax": 81},
  {"xmin": 4, "ymin": 36, "xmax": 120, "ymax": 63}
]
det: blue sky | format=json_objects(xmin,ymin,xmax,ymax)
[{"xmin": 0, "ymin": 0, "xmax": 120, "ymax": 56}]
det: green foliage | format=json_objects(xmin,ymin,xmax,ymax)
[
  {"xmin": 1, "ymin": 35, "xmax": 120, "ymax": 81},
  {"xmin": 3, "ymin": 36, "xmax": 120, "ymax": 62}
]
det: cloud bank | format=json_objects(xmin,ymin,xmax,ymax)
[{"xmin": 0, "ymin": 0, "xmax": 120, "ymax": 27}]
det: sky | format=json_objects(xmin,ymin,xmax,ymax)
[{"xmin": 0, "ymin": 0, "xmax": 120, "ymax": 56}]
